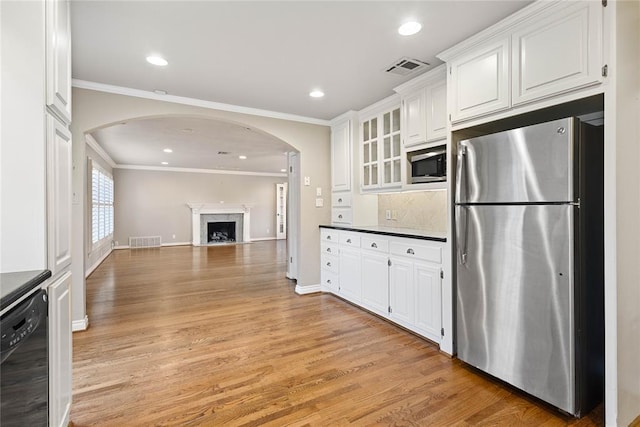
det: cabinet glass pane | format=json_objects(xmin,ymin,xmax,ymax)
[
  {"xmin": 364, "ymin": 165, "xmax": 370, "ymax": 186},
  {"xmin": 392, "ymin": 108, "xmax": 400, "ymax": 132},
  {"xmin": 363, "ymin": 121, "xmax": 369, "ymax": 141},
  {"xmin": 372, "ymin": 164, "xmax": 378, "ymax": 185},
  {"xmin": 371, "ymin": 141, "xmax": 377, "ymax": 162},
  {"xmin": 394, "ymin": 159, "xmax": 401, "ymax": 183},
  {"xmin": 384, "ymin": 161, "xmax": 391, "ymax": 184},
  {"xmin": 364, "ymin": 143, "xmax": 370, "ymax": 163},
  {"xmin": 383, "ymin": 137, "xmax": 391, "ymax": 159},
  {"xmin": 383, "ymin": 112, "xmax": 390, "ymax": 135},
  {"xmin": 393, "ymin": 134, "xmax": 401, "ymax": 156},
  {"xmin": 371, "ymin": 118, "xmax": 377, "ymax": 139}
]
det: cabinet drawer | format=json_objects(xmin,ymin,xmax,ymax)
[
  {"xmin": 321, "ymin": 253, "xmax": 339, "ymax": 274},
  {"xmin": 339, "ymin": 232, "xmax": 361, "ymax": 248},
  {"xmin": 332, "ymin": 208, "xmax": 352, "ymax": 224},
  {"xmin": 321, "ymin": 242, "xmax": 339, "ymax": 256},
  {"xmin": 361, "ymin": 235, "xmax": 389, "ymax": 253},
  {"xmin": 321, "ymin": 270, "xmax": 339, "ymax": 293},
  {"xmin": 331, "ymin": 192, "xmax": 352, "ymax": 207},
  {"xmin": 390, "ymin": 239, "xmax": 441, "ymax": 263},
  {"xmin": 321, "ymin": 228, "xmax": 339, "ymax": 243}
]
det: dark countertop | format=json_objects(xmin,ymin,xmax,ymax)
[
  {"xmin": 0, "ymin": 270, "xmax": 51, "ymax": 311},
  {"xmin": 320, "ymin": 225, "xmax": 447, "ymax": 242}
]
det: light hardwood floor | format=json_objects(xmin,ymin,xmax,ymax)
[{"xmin": 72, "ymin": 241, "xmax": 603, "ymax": 426}]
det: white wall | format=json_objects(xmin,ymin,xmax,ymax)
[
  {"xmin": 0, "ymin": 1, "xmax": 47, "ymax": 272},
  {"xmin": 113, "ymin": 168, "xmax": 284, "ymax": 245},
  {"xmin": 71, "ymin": 88, "xmax": 331, "ymax": 325}
]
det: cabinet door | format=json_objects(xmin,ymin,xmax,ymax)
[
  {"xmin": 361, "ymin": 116, "xmax": 379, "ymax": 189},
  {"xmin": 426, "ymin": 81, "xmax": 447, "ymax": 141},
  {"xmin": 331, "ymin": 120, "xmax": 351, "ymax": 192},
  {"xmin": 339, "ymin": 246, "xmax": 362, "ymax": 304},
  {"xmin": 47, "ymin": 116, "xmax": 72, "ymax": 276},
  {"xmin": 450, "ymin": 38, "xmax": 510, "ymax": 122},
  {"xmin": 402, "ymin": 90, "xmax": 426, "ymax": 147},
  {"xmin": 512, "ymin": 1, "xmax": 603, "ymax": 105},
  {"xmin": 389, "ymin": 257, "xmax": 414, "ymax": 326},
  {"xmin": 381, "ymin": 107, "xmax": 402, "ymax": 187},
  {"xmin": 49, "ymin": 272, "xmax": 72, "ymax": 427},
  {"xmin": 45, "ymin": 0, "xmax": 71, "ymax": 124},
  {"xmin": 361, "ymin": 251, "xmax": 389, "ymax": 317},
  {"xmin": 414, "ymin": 262, "xmax": 442, "ymax": 343}
]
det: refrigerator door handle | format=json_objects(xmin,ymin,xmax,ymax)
[
  {"xmin": 456, "ymin": 145, "xmax": 468, "ymax": 203},
  {"xmin": 456, "ymin": 205, "xmax": 469, "ymax": 265}
]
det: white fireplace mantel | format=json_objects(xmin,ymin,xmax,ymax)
[{"xmin": 188, "ymin": 203, "xmax": 253, "ymax": 245}]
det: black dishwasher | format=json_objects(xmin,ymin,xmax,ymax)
[{"xmin": 1, "ymin": 289, "xmax": 49, "ymax": 426}]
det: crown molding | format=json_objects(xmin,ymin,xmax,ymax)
[
  {"xmin": 85, "ymin": 134, "xmax": 117, "ymax": 169},
  {"xmin": 115, "ymin": 164, "xmax": 287, "ymax": 178},
  {"xmin": 393, "ymin": 64, "xmax": 447, "ymax": 95},
  {"xmin": 72, "ymin": 79, "xmax": 331, "ymax": 127}
]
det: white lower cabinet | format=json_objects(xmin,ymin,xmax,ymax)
[
  {"xmin": 361, "ymin": 250, "xmax": 389, "ymax": 317},
  {"xmin": 320, "ymin": 227, "xmax": 445, "ymax": 345},
  {"xmin": 48, "ymin": 271, "xmax": 72, "ymax": 427}
]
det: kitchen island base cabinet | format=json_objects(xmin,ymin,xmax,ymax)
[{"xmin": 48, "ymin": 271, "xmax": 72, "ymax": 427}]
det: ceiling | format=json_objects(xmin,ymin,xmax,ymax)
[{"xmin": 72, "ymin": 1, "xmax": 531, "ymax": 173}]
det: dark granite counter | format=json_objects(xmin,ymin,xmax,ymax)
[
  {"xmin": 320, "ymin": 225, "xmax": 446, "ymax": 242},
  {"xmin": 0, "ymin": 270, "xmax": 51, "ymax": 311}
]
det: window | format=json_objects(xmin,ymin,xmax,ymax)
[{"xmin": 92, "ymin": 166, "xmax": 114, "ymax": 245}]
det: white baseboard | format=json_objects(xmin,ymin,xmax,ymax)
[
  {"xmin": 250, "ymin": 237, "xmax": 277, "ymax": 242},
  {"xmin": 295, "ymin": 284, "xmax": 321, "ymax": 295},
  {"xmin": 85, "ymin": 248, "xmax": 112, "ymax": 278},
  {"xmin": 114, "ymin": 242, "xmax": 191, "ymax": 250},
  {"xmin": 72, "ymin": 315, "xmax": 89, "ymax": 332}
]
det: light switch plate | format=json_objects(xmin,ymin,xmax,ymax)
[
  {"xmin": 304, "ymin": 176, "xmax": 311, "ymax": 186},
  {"xmin": 316, "ymin": 187, "xmax": 322, "ymax": 196},
  {"xmin": 315, "ymin": 198, "xmax": 324, "ymax": 207}
]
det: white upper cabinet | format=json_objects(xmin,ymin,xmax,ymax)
[
  {"xmin": 395, "ymin": 65, "xmax": 447, "ymax": 147},
  {"xmin": 331, "ymin": 119, "xmax": 351, "ymax": 192},
  {"xmin": 511, "ymin": 1, "xmax": 603, "ymax": 105},
  {"xmin": 47, "ymin": 115, "xmax": 73, "ymax": 276},
  {"xmin": 380, "ymin": 107, "xmax": 402, "ymax": 188},
  {"xmin": 46, "ymin": 0, "xmax": 72, "ymax": 124},
  {"xmin": 402, "ymin": 90, "xmax": 426, "ymax": 147},
  {"xmin": 425, "ymin": 81, "xmax": 447, "ymax": 141},
  {"xmin": 448, "ymin": 38, "xmax": 511, "ymax": 123}
]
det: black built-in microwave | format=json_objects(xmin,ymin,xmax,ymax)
[{"xmin": 409, "ymin": 146, "xmax": 446, "ymax": 183}]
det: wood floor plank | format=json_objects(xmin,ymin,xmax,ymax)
[{"xmin": 71, "ymin": 242, "xmax": 603, "ymax": 426}]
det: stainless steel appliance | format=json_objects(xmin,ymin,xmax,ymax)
[
  {"xmin": 1, "ymin": 290, "xmax": 49, "ymax": 426},
  {"xmin": 409, "ymin": 146, "xmax": 446, "ymax": 183},
  {"xmin": 454, "ymin": 117, "xmax": 604, "ymax": 416}
]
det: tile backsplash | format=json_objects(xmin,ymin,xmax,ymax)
[{"xmin": 378, "ymin": 190, "xmax": 447, "ymax": 232}]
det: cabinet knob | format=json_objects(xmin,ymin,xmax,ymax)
[
  {"xmin": 327, "ymin": 235, "xmax": 331, "ymax": 240},
  {"xmin": 326, "ymin": 248, "xmax": 331, "ymax": 253},
  {"xmin": 346, "ymin": 238, "xmax": 352, "ymax": 243},
  {"xmin": 326, "ymin": 262, "xmax": 331, "ymax": 267},
  {"xmin": 327, "ymin": 279, "xmax": 332, "ymax": 284},
  {"xmin": 407, "ymin": 248, "xmax": 415, "ymax": 255},
  {"xmin": 338, "ymin": 198, "xmax": 343, "ymax": 203},
  {"xmin": 338, "ymin": 214, "xmax": 343, "ymax": 219},
  {"xmin": 371, "ymin": 242, "xmax": 378, "ymax": 248}
]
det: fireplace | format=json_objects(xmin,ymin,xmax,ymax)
[
  {"xmin": 207, "ymin": 221, "xmax": 236, "ymax": 243},
  {"xmin": 188, "ymin": 203, "xmax": 252, "ymax": 246}
]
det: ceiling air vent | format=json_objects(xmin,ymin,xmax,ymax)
[{"xmin": 385, "ymin": 57, "xmax": 430, "ymax": 76}]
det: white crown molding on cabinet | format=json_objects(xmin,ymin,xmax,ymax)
[
  {"xmin": 357, "ymin": 93, "xmax": 401, "ymax": 120},
  {"xmin": 116, "ymin": 164, "xmax": 287, "ymax": 178},
  {"xmin": 393, "ymin": 64, "xmax": 447, "ymax": 95},
  {"xmin": 85, "ymin": 134, "xmax": 117, "ymax": 168},
  {"xmin": 72, "ymin": 79, "xmax": 331, "ymax": 126}
]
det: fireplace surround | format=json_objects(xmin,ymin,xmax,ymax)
[{"xmin": 188, "ymin": 203, "xmax": 252, "ymax": 245}]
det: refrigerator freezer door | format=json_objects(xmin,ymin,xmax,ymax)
[
  {"xmin": 456, "ymin": 204, "xmax": 575, "ymax": 414},
  {"xmin": 456, "ymin": 118, "xmax": 575, "ymax": 204}
]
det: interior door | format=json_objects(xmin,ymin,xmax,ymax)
[
  {"xmin": 456, "ymin": 204, "xmax": 575, "ymax": 414},
  {"xmin": 276, "ymin": 183, "xmax": 287, "ymax": 240}
]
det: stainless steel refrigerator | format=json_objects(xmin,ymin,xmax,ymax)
[{"xmin": 454, "ymin": 117, "xmax": 604, "ymax": 416}]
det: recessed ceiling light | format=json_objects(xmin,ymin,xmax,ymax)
[
  {"xmin": 238, "ymin": 155, "xmax": 247, "ymax": 160},
  {"xmin": 398, "ymin": 21, "xmax": 422, "ymax": 36},
  {"xmin": 309, "ymin": 90, "xmax": 325, "ymax": 98},
  {"xmin": 146, "ymin": 56, "xmax": 168, "ymax": 66},
  {"xmin": 163, "ymin": 148, "xmax": 173, "ymax": 153},
  {"xmin": 280, "ymin": 169, "xmax": 287, "ymax": 173},
  {"xmin": 161, "ymin": 161, "xmax": 169, "ymax": 165}
]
